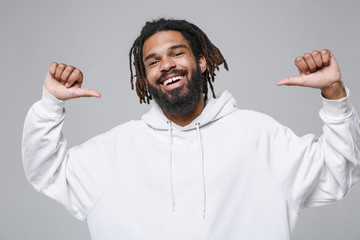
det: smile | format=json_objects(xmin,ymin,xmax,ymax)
[{"xmin": 163, "ymin": 75, "xmax": 184, "ymax": 86}]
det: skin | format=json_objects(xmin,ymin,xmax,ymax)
[
  {"xmin": 142, "ymin": 30, "xmax": 207, "ymax": 126},
  {"xmin": 45, "ymin": 33, "xmax": 346, "ymax": 125},
  {"xmin": 277, "ymin": 49, "xmax": 346, "ymax": 99},
  {"xmin": 44, "ymin": 63, "xmax": 101, "ymax": 100}
]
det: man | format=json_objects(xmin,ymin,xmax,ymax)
[{"xmin": 22, "ymin": 18, "xmax": 360, "ymax": 239}]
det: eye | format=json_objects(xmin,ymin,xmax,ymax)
[
  {"xmin": 173, "ymin": 52, "xmax": 184, "ymax": 57},
  {"xmin": 148, "ymin": 60, "xmax": 158, "ymax": 66}
]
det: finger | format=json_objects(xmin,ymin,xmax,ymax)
[
  {"xmin": 294, "ymin": 57, "xmax": 310, "ymax": 74},
  {"xmin": 49, "ymin": 62, "xmax": 58, "ymax": 75},
  {"xmin": 321, "ymin": 49, "xmax": 331, "ymax": 66},
  {"xmin": 55, "ymin": 63, "xmax": 67, "ymax": 83},
  {"xmin": 303, "ymin": 53, "xmax": 317, "ymax": 73},
  {"xmin": 66, "ymin": 69, "xmax": 83, "ymax": 88},
  {"xmin": 311, "ymin": 50, "xmax": 323, "ymax": 68},
  {"xmin": 277, "ymin": 76, "xmax": 304, "ymax": 86},
  {"xmin": 72, "ymin": 88, "xmax": 101, "ymax": 98},
  {"xmin": 60, "ymin": 65, "xmax": 76, "ymax": 87}
]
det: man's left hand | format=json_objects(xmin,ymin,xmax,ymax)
[{"xmin": 277, "ymin": 49, "xmax": 346, "ymax": 100}]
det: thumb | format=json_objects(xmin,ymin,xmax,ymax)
[
  {"xmin": 276, "ymin": 76, "xmax": 303, "ymax": 86},
  {"xmin": 72, "ymin": 88, "xmax": 101, "ymax": 98}
]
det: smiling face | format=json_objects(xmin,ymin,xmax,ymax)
[{"xmin": 143, "ymin": 30, "xmax": 206, "ymax": 116}]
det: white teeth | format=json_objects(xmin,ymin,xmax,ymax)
[{"xmin": 163, "ymin": 76, "xmax": 183, "ymax": 86}]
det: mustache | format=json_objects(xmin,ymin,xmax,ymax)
[{"xmin": 155, "ymin": 69, "xmax": 188, "ymax": 85}]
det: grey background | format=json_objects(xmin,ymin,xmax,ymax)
[{"xmin": 1, "ymin": 0, "xmax": 359, "ymax": 239}]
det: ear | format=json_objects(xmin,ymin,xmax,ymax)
[{"xmin": 198, "ymin": 55, "xmax": 207, "ymax": 73}]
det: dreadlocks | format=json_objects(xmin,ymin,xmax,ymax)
[{"xmin": 129, "ymin": 18, "xmax": 229, "ymax": 104}]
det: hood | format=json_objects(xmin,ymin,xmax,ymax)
[{"xmin": 141, "ymin": 90, "xmax": 238, "ymax": 130}]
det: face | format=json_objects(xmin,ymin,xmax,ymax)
[{"xmin": 143, "ymin": 30, "xmax": 206, "ymax": 116}]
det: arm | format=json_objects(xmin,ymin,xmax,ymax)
[
  {"xmin": 260, "ymin": 93, "xmax": 360, "ymax": 210},
  {"xmin": 22, "ymin": 63, "xmax": 101, "ymax": 220},
  {"xmin": 272, "ymin": 50, "xmax": 360, "ymax": 209}
]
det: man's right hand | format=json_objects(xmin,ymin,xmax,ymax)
[{"xmin": 44, "ymin": 62, "xmax": 101, "ymax": 100}]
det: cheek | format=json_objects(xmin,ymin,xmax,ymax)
[
  {"xmin": 145, "ymin": 69, "xmax": 157, "ymax": 85},
  {"xmin": 178, "ymin": 57, "xmax": 197, "ymax": 72}
]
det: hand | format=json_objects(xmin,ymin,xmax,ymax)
[
  {"xmin": 277, "ymin": 49, "xmax": 346, "ymax": 99},
  {"xmin": 44, "ymin": 62, "xmax": 101, "ymax": 100}
]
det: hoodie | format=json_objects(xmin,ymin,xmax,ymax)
[{"xmin": 22, "ymin": 88, "xmax": 360, "ymax": 240}]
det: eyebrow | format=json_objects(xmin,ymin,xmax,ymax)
[{"xmin": 144, "ymin": 44, "xmax": 189, "ymax": 62}]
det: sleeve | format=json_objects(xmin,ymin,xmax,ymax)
[
  {"xmin": 22, "ymin": 88, "xmax": 123, "ymax": 221},
  {"xmin": 260, "ymin": 88, "xmax": 360, "ymax": 211}
]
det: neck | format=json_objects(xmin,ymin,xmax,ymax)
[{"xmin": 163, "ymin": 95, "xmax": 205, "ymax": 127}]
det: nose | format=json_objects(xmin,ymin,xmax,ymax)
[{"xmin": 160, "ymin": 57, "xmax": 176, "ymax": 72}]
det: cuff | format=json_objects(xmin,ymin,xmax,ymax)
[
  {"xmin": 40, "ymin": 87, "xmax": 65, "ymax": 117},
  {"xmin": 321, "ymin": 87, "xmax": 352, "ymax": 119}
]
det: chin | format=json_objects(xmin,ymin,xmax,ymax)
[{"xmin": 148, "ymin": 64, "xmax": 204, "ymax": 116}]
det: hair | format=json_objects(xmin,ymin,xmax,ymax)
[{"xmin": 129, "ymin": 18, "xmax": 229, "ymax": 104}]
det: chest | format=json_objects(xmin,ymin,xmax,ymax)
[{"xmin": 86, "ymin": 122, "xmax": 291, "ymax": 239}]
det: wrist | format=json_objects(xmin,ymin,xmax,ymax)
[
  {"xmin": 321, "ymin": 81, "xmax": 346, "ymax": 100},
  {"xmin": 39, "ymin": 86, "xmax": 65, "ymax": 117}
]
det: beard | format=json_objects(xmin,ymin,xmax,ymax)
[{"xmin": 147, "ymin": 64, "xmax": 204, "ymax": 117}]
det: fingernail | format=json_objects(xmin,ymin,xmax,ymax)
[{"xmin": 65, "ymin": 83, "xmax": 70, "ymax": 88}]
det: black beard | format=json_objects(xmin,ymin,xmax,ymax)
[{"xmin": 147, "ymin": 64, "xmax": 204, "ymax": 117}]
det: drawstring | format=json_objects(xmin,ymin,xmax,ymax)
[
  {"xmin": 196, "ymin": 123, "xmax": 207, "ymax": 218},
  {"xmin": 167, "ymin": 120, "xmax": 176, "ymax": 212},
  {"xmin": 166, "ymin": 121, "xmax": 207, "ymax": 218}
]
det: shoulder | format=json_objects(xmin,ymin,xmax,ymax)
[
  {"xmin": 71, "ymin": 120, "xmax": 141, "ymax": 153},
  {"xmin": 224, "ymin": 109, "xmax": 282, "ymax": 130},
  {"xmin": 214, "ymin": 109, "xmax": 290, "ymax": 144},
  {"xmin": 99, "ymin": 119, "xmax": 141, "ymax": 138}
]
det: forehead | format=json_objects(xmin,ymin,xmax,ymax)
[{"xmin": 142, "ymin": 30, "xmax": 191, "ymax": 58}]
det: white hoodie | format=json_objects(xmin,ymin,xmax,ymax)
[{"xmin": 22, "ymin": 88, "xmax": 360, "ymax": 240}]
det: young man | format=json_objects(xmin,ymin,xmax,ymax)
[{"xmin": 22, "ymin": 18, "xmax": 360, "ymax": 239}]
